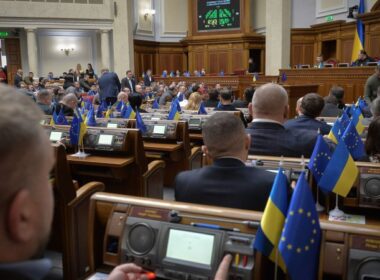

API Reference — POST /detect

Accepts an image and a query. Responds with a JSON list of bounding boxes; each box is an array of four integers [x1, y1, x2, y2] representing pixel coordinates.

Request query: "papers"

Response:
[[86, 272, 109, 280], [328, 213, 366, 224]]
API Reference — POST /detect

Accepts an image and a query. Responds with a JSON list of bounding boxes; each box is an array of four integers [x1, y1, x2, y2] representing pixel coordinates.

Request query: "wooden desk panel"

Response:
[[143, 142, 182, 152], [67, 155, 134, 168], [279, 67, 376, 103]]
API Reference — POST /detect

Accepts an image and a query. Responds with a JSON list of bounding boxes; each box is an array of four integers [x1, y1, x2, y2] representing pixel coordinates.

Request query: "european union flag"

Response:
[[344, 105, 354, 117], [152, 99, 160, 109], [351, 106, 365, 135], [339, 111, 350, 132], [254, 167, 288, 272], [279, 172, 321, 280], [70, 113, 80, 145], [178, 93, 184, 102], [99, 99, 108, 112], [342, 121, 365, 160], [96, 107, 104, 118], [281, 72, 287, 83], [168, 99, 181, 120], [122, 104, 136, 119], [198, 102, 207, 115], [216, 101, 222, 109], [85, 98, 92, 111], [319, 140, 358, 197], [327, 119, 343, 144], [56, 108, 68, 125], [86, 107, 97, 127], [136, 110, 147, 134], [308, 135, 332, 183], [115, 101, 123, 112]]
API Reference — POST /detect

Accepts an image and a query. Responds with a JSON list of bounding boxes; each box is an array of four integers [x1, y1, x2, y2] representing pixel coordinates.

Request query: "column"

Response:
[[25, 28, 38, 76], [100, 29, 111, 69], [112, 0, 134, 77], [265, 0, 291, 76]]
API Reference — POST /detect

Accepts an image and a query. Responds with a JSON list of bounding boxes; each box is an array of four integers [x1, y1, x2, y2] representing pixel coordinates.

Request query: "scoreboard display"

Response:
[[197, 0, 240, 32]]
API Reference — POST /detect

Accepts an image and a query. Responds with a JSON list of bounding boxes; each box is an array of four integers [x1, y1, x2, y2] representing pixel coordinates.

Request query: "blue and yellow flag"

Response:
[[70, 114, 80, 145], [78, 114, 87, 146], [56, 108, 68, 125], [327, 118, 343, 144], [318, 140, 359, 197], [86, 106, 97, 127], [253, 73, 258, 83], [279, 172, 321, 280], [105, 106, 114, 119], [254, 167, 288, 272], [198, 102, 207, 115], [152, 99, 160, 109], [351, 0, 365, 62], [50, 110, 58, 125], [178, 93, 184, 102], [115, 101, 123, 112], [168, 99, 181, 120], [342, 121, 365, 160], [122, 104, 136, 119], [308, 135, 332, 183], [351, 106, 365, 135], [136, 110, 147, 134]]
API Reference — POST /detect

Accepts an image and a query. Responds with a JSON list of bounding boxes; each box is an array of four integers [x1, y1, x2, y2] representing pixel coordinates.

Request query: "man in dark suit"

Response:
[[13, 69, 23, 88], [143, 69, 154, 86], [175, 112, 276, 211], [233, 86, 255, 109], [214, 88, 247, 127], [284, 93, 331, 135], [98, 68, 121, 105], [246, 83, 335, 158], [121, 70, 136, 93]]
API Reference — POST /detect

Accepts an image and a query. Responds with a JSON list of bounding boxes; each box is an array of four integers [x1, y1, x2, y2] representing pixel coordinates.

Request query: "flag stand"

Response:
[[329, 194, 344, 218], [315, 188, 325, 212]]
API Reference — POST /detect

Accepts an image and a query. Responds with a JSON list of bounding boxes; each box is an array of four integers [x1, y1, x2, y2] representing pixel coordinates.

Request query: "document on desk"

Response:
[[86, 272, 109, 280], [328, 214, 366, 224]]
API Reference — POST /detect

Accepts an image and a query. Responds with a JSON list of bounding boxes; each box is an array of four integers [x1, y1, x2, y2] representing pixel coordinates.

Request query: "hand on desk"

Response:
[[215, 254, 233, 280], [107, 263, 148, 280]]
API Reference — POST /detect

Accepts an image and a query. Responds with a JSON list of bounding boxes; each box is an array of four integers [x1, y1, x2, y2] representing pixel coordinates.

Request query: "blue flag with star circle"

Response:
[[279, 172, 321, 280], [308, 134, 332, 184], [342, 120, 365, 160]]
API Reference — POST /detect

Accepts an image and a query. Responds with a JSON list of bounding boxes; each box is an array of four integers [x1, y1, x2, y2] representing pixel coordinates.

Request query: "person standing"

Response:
[[364, 64, 380, 106], [98, 68, 121, 105]]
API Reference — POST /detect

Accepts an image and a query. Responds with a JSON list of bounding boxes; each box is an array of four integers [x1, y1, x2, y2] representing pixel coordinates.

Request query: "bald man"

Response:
[[247, 83, 334, 157], [54, 92, 78, 116], [175, 112, 275, 211]]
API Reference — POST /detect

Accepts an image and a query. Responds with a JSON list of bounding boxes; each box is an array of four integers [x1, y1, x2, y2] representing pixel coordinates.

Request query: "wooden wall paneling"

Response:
[[231, 50, 243, 71], [291, 44, 303, 66], [218, 51, 229, 74], [208, 52, 219, 74], [4, 38, 21, 85], [194, 52, 205, 72], [304, 44, 315, 65], [369, 34, 380, 58], [341, 39, 354, 63]]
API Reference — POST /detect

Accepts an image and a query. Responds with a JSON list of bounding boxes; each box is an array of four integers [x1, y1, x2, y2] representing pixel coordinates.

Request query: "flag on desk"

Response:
[[115, 100, 123, 112], [339, 111, 350, 132], [318, 140, 358, 197], [70, 112, 87, 146], [351, 0, 365, 62], [86, 106, 97, 127], [254, 167, 288, 272], [252, 73, 258, 83], [50, 110, 58, 125], [178, 93, 184, 102], [281, 72, 287, 83], [122, 104, 136, 119], [198, 102, 207, 115], [327, 119, 343, 144], [105, 106, 114, 119], [308, 134, 332, 184], [344, 105, 354, 118], [85, 98, 92, 111], [136, 110, 147, 134], [342, 121, 365, 160], [168, 98, 181, 120], [216, 101, 222, 109], [351, 106, 365, 135], [56, 108, 68, 125], [152, 98, 160, 109], [279, 172, 321, 280]]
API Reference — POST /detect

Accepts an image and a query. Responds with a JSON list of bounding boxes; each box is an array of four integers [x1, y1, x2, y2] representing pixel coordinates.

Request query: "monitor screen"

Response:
[[197, 0, 240, 31], [98, 134, 114, 145], [151, 117, 161, 121], [50, 131, 63, 142], [153, 125, 166, 135], [166, 229, 214, 266], [189, 118, 202, 126], [107, 123, 118, 128]]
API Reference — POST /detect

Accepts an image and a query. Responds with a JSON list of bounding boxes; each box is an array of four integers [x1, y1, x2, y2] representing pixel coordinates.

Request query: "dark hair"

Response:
[[329, 86, 344, 101], [244, 87, 255, 103], [365, 117, 380, 156], [219, 88, 233, 101], [324, 95, 338, 106], [208, 89, 219, 101], [360, 50, 367, 56], [192, 84, 200, 93], [126, 70, 132, 75], [128, 93, 143, 111], [300, 93, 325, 118]]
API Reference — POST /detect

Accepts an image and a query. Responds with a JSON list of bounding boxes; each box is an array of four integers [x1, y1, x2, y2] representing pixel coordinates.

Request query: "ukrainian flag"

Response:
[[351, 106, 365, 135], [136, 110, 147, 134], [122, 104, 136, 119], [78, 113, 87, 146], [318, 140, 359, 197], [327, 119, 343, 144], [86, 106, 97, 127], [168, 99, 181, 120], [254, 167, 288, 272], [105, 106, 114, 119], [50, 111, 58, 126], [351, 0, 365, 62]]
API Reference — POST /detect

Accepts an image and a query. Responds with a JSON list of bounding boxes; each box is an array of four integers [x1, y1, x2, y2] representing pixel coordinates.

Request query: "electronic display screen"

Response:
[[153, 125, 166, 135], [197, 0, 240, 31], [50, 131, 62, 142], [151, 117, 161, 121], [98, 134, 114, 146], [107, 123, 118, 128], [166, 229, 214, 266], [189, 118, 202, 126]]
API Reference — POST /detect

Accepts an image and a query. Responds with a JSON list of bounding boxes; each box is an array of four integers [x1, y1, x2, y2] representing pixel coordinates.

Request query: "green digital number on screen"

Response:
[[198, 0, 240, 31]]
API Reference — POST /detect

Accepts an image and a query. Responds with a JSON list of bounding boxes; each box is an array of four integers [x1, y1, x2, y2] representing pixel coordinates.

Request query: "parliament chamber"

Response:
[[1, 0, 380, 280]]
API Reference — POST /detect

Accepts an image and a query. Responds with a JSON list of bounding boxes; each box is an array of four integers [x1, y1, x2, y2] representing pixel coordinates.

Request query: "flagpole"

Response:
[[274, 157, 284, 280], [329, 194, 345, 218]]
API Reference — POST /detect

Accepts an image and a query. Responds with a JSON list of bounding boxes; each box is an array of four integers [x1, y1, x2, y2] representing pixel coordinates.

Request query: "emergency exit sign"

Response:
[[0, 31, 9, 38], [326, 15, 334, 22]]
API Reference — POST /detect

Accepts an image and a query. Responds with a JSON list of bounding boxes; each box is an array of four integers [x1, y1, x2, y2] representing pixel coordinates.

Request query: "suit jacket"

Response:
[[143, 75, 154, 86], [203, 99, 219, 108], [214, 104, 247, 127], [246, 121, 333, 158], [121, 77, 136, 92], [14, 74, 23, 88], [320, 103, 342, 118], [175, 158, 275, 212], [284, 115, 332, 135], [98, 72, 121, 100], [232, 99, 249, 108]]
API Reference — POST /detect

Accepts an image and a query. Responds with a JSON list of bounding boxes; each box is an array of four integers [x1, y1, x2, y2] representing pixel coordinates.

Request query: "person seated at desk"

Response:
[[129, 93, 147, 113], [246, 83, 335, 157], [204, 88, 219, 108], [371, 97, 380, 118], [175, 112, 276, 211], [320, 95, 342, 117], [79, 74, 92, 92], [315, 54, 325, 68], [285, 93, 331, 135], [214, 88, 247, 127], [0, 84, 233, 280], [364, 65, 380, 106], [364, 117, 380, 163], [352, 50, 375, 67], [36, 90, 53, 115], [54, 93, 78, 116], [233, 86, 255, 109], [184, 92, 202, 111]]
